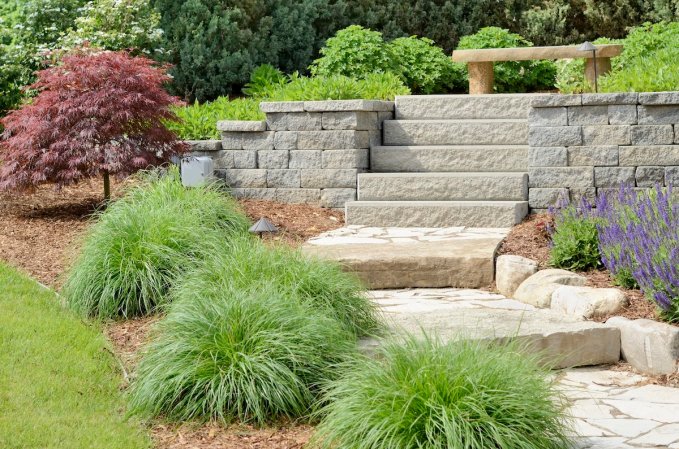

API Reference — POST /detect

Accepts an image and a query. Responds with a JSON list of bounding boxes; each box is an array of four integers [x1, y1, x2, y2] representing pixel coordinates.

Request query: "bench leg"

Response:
[[584, 57, 612, 91], [468, 62, 494, 95]]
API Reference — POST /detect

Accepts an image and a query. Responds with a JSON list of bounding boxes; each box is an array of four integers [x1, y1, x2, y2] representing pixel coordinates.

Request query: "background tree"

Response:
[[0, 50, 187, 200]]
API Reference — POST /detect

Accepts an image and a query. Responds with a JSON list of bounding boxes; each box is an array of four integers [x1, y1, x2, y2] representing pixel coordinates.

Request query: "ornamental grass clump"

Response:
[[62, 168, 250, 318], [596, 185, 679, 321], [548, 195, 602, 271], [311, 336, 571, 449], [128, 284, 357, 424]]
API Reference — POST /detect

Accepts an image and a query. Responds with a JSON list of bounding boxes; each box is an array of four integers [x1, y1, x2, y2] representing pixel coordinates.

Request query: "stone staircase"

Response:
[[346, 94, 535, 228]]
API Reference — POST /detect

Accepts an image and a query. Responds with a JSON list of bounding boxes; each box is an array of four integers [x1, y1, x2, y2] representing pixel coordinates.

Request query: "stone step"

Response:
[[358, 172, 528, 201], [383, 119, 528, 146], [394, 94, 541, 120], [360, 289, 621, 369], [370, 145, 528, 172], [345, 200, 528, 228], [302, 227, 508, 289]]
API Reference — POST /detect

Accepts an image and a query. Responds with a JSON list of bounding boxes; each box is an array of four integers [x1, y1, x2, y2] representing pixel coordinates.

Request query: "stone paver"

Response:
[[306, 225, 507, 245], [366, 288, 679, 448]]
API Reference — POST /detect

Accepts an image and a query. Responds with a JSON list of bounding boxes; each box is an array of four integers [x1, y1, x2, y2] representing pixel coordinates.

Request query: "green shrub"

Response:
[[600, 46, 679, 92], [166, 97, 264, 140], [549, 200, 602, 271], [242, 64, 288, 98], [310, 25, 396, 79], [554, 38, 619, 94], [455, 27, 557, 93], [388, 36, 459, 94], [129, 284, 357, 424], [172, 238, 380, 337], [62, 168, 250, 318], [312, 336, 571, 449]]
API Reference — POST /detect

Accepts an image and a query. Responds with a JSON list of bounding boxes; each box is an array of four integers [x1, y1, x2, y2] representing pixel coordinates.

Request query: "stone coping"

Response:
[[532, 91, 679, 107], [259, 99, 394, 113], [216, 120, 267, 132]]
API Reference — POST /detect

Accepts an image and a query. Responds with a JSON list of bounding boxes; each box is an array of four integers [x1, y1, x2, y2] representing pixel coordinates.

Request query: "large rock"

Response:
[[607, 317, 679, 375], [551, 286, 628, 320], [513, 269, 587, 308], [496, 255, 538, 298]]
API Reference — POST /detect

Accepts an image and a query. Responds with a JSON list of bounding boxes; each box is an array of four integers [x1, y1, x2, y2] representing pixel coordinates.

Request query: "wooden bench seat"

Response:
[[452, 44, 623, 94]]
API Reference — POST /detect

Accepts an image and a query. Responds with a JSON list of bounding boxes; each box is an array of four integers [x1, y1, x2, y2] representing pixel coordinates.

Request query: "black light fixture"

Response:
[[578, 41, 599, 93], [249, 217, 279, 239]]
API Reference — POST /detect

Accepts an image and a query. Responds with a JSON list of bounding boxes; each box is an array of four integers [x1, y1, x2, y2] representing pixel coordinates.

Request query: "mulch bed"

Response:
[[498, 213, 659, 322]]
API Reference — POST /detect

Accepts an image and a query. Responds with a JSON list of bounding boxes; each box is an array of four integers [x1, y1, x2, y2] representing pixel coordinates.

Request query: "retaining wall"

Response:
[[528, 92, 679, 210], [188, 100, 393, 208]]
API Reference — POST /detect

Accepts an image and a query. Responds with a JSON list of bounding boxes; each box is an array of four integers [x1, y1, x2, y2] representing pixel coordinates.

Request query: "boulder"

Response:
[[513, 269, 587, 308], [496, 255, 538, 297], [607, 316, 679, 375], [551, 286, 628, 320]]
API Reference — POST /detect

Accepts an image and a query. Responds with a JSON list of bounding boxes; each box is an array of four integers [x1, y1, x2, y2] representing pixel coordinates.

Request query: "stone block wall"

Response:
[[188, 100, 393, 208], [528, 92, 679, 210]]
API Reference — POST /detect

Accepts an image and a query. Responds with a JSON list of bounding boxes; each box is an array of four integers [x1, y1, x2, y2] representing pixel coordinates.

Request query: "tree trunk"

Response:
[[103, 170, 111, 202]]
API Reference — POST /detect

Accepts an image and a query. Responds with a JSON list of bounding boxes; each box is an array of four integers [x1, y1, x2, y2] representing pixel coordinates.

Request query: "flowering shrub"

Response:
[[596, 185, 679, 321]]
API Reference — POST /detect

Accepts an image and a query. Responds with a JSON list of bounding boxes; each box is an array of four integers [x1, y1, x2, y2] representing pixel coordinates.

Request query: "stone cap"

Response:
[[260, 100, 394, 113], [531, 94, 583, 107], [639, 91, 679, 105], [216, 120, 267, 132]]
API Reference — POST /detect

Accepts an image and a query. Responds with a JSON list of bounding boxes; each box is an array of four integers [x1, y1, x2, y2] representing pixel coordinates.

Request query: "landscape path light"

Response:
[[578, 41, 599, 93], [249, 217, 279, 239]]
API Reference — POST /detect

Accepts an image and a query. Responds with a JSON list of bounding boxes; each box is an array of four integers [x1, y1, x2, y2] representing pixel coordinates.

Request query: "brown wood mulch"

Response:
[[498, 213, 660, 322]]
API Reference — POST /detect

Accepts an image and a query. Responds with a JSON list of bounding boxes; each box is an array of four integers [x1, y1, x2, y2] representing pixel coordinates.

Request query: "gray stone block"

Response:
[[665, 166, 679, 187], [568, 105, 609, 125], [322, 149, 369, 169], [321, 188, 356, 208], [232, 151, 257, 169], [378, 111, 393, 128], [267, 169, 300, 188], [608, 316, 679, 375], [570, 187, 597, 204], [529, 107, 567, 126], [581, 92, 638, 105], [608, 105, 638, 125], [387, 120, 527, 146], [594, 167, 636, 187], [213, 151, 235, 169], [301, 169, 358, 188], [636, 166, 665, 187], [528, 167, 593, 188], [322, 111, 379, 130], [638, 92, 679, 105], [217, 120, 267, 132], [297, 130, 370, 150], [631, 125, 674, 145], [185, 139, 222, 152], [221, 132, 242, 150], [275, 188, 321, 204], [369, 129, 381, 147], [259, 101, 304, 113], [274, 131, 298, 150], [567, 146, 619, 166], [528, 126, 582, 146], [230, 188, 277, 200], [676, 126, 679, 144], [303, 100, 394, 112], [257, 150, 289, 169], [528, 147, 567, 167], [582, 125, 631, 145], [266, 112, 322, 131], [530, 95, 582, 107], [219, 169, 267, 188], [620, 145, 679, 166], [528, 188, 569, 209], [638, 105, 679, 124], [242, 131, 274, 150], [289, 150, 322, 169]]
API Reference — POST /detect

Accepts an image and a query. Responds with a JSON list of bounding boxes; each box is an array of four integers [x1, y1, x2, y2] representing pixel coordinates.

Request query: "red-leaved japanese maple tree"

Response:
[[0, 50, 187, 200]]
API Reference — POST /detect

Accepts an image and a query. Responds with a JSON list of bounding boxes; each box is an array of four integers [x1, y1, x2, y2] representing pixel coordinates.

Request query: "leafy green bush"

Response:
[[599, 46, 679, 92], [62, 168, 250, 318], [312, 336, 571, 449], [549, 199, 602, 271], [554, 38, 619, 94], [129, 283, 357, 424], [242, 64, 288, 98], [166, 98, 264, 140], [388, 36, 459, 94], [455, 27, 557, 93], [310, 25, 396, 79]]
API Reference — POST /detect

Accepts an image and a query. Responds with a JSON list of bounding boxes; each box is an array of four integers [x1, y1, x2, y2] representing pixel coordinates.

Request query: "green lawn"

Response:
[[0, 262, 151, 449]]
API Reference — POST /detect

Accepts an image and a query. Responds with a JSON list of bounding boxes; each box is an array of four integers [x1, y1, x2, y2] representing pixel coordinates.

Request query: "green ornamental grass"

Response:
[[128, 284, 357, 424], [62, 167, 250, 318], [312, 336, 572, 449]]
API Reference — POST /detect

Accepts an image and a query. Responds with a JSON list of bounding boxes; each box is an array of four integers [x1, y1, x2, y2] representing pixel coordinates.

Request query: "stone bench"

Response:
[[452, 44, 623, 95]]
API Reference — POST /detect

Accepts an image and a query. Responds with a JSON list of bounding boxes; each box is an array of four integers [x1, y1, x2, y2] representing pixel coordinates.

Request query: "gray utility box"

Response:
[[181, 156, 214, 187]]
